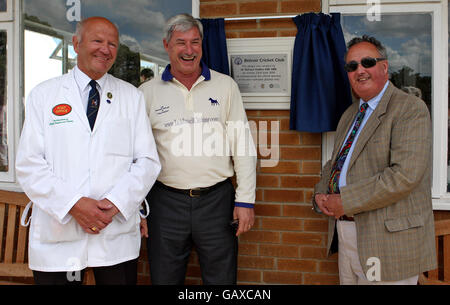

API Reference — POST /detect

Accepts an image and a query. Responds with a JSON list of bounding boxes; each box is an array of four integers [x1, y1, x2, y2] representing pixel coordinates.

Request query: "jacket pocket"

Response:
[[384, 215, 424, 232], [103, 212, 140, 237], [32, 207, 85, 243], [104, 119, 131, 156]]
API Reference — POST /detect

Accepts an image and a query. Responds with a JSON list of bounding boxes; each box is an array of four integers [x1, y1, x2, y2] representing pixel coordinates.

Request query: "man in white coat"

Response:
[[15, 16, 161, 285]]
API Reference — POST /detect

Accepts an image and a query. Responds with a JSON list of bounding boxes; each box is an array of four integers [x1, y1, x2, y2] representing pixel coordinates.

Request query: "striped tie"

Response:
[[86, 80, 100, 130], [328, 103, 369, 194]]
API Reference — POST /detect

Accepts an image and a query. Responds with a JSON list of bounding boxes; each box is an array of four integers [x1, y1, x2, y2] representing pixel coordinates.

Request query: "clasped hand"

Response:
[[69, 197, 119, 234], [314, 194, 345, 219]]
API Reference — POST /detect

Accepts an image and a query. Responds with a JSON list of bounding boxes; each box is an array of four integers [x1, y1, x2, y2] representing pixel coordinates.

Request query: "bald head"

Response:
[[75, 17, 118, 44], [72, 16, 119, 80]]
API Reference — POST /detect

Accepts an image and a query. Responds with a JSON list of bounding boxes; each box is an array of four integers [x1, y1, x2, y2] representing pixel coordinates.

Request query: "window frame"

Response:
[[323, 0, 449, 209], [0, 0, 13, 21]]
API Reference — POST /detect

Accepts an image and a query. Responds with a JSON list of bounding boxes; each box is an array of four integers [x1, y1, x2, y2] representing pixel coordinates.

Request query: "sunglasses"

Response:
[[344, 57, 386, 72]]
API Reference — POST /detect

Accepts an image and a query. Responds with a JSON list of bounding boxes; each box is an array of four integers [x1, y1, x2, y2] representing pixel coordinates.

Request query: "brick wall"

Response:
[[137, 0, 342, 285]]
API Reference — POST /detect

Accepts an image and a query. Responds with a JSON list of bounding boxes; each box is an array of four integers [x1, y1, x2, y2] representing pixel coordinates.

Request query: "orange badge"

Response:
[[52, 104, 72, 116]]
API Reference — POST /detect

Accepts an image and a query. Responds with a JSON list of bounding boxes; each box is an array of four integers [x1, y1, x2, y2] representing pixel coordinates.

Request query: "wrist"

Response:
[[235, 202, 254, 208]]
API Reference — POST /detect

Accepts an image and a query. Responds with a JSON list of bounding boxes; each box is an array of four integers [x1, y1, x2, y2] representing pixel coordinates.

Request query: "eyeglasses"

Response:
[[344, 57, 386, 72]]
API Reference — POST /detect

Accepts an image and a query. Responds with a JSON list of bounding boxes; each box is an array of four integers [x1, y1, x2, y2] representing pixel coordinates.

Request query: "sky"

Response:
[[23, 0, 193, 63], [341, 13, 432, 77]]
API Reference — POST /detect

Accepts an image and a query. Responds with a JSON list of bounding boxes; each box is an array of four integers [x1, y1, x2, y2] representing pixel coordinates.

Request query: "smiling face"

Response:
[[346, 42, 389, 101], [163, 26, 202, 81], [73, 17, 119, 80]]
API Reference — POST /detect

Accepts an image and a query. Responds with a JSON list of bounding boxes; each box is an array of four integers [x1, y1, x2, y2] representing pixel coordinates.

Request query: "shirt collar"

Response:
[[360, 80, 389, 111], [74, 65, 107, 92], [161, 60, 211, 82]]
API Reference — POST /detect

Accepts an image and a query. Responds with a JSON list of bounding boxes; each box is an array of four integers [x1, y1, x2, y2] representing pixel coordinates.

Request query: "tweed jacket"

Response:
[[314, 81, 437, 281]]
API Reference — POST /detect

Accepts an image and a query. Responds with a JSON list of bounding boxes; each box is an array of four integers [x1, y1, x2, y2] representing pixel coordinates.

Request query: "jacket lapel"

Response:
[[62, 71, 91, 132], [332, 102, 359, 163], [346, 81, 394, 172]]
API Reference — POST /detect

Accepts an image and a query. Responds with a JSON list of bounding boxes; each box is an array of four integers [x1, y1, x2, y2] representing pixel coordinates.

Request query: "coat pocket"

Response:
[[384, 215, 424, 232], [104, 119, 131, 157], [103, 212, 140, 237], [32, 207, 85, 243]]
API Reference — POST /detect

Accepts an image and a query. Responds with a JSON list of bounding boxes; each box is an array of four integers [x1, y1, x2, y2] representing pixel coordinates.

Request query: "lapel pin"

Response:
[[107, 92, 113, 99]]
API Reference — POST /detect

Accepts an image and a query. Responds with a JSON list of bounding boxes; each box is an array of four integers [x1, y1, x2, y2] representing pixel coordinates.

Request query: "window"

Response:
[[325, 0, 449, 209], [23, 0, 198, 91], [0, 0, 199, 189]]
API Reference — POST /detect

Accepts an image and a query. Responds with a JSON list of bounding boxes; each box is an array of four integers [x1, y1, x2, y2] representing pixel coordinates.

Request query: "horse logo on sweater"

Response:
[[209, 98, 219, 106]]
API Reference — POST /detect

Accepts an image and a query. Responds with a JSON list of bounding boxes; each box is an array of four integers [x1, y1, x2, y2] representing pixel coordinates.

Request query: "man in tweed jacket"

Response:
[[313, 35, 436, 284]]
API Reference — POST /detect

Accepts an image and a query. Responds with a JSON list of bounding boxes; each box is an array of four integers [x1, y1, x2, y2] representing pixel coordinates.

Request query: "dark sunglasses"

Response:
[[344, 57, 386, 72]]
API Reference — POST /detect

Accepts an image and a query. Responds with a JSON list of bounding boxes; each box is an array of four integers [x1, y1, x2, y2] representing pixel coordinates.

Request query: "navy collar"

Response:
[[161, 60, 211, 82]]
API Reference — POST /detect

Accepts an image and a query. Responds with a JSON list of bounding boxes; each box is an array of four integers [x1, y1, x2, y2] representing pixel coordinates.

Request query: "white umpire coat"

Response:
[[15, 69, 161, 272]]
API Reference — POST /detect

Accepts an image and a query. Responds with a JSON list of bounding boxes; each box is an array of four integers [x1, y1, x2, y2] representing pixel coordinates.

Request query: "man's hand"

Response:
[[140, 217, 148, 238], [69, 197, 113, 234], [314, 194, 334, 216], [324, 194, 345, 219], [233, 206, 255, 237]]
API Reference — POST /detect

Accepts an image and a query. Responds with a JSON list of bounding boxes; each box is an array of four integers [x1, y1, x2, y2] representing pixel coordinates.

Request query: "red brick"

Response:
[[240, 1, 278, 15], [303, 219, 329, 232], [259, 161, 300, 174], [303, 273, 340, 285], [280, 29, 297, 37], [200, 3, 237, 17], [238, 243, 259, 255], [263, 271, 302, 284], [261, 217, 302, 231], [280, 147, 321, 160], [280, 176, 320, 188], [257, 110, 289, 117], [264, 189, 303, 202], [239, 230, 280, 243], [240, 30, 277, 38], [225, 19, 258, 30], [300, 246, 328, 259], [237, 269, 262, 283], [260, 18, 295, 29], [279, 133, 301, 145], [278, 259, 317, 272], [301, 132, 322, 145], [255, 203, 282, 216], [283, 204, 322, 218], [282, 232, 324, 245], [256, 174, 280, 187], [301, 161, 322, 174], [238, 256, 275, 269], [319, 261, 339, 273], [259, 244, 299, 258], [280, 0, 321, 13]]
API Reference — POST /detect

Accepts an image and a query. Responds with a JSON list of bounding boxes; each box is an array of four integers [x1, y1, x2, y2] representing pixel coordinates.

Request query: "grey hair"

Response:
[[164, 13, 203, 42], [345, 35, 388, 61]]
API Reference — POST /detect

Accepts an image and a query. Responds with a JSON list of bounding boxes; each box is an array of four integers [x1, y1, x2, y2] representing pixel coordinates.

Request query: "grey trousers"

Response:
[[146, 179, 238, 285]]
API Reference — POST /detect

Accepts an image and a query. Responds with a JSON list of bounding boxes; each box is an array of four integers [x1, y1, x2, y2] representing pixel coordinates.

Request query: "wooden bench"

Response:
[[0, 190, 95, 285], [0, 190, 33, 283], [419, 219, 450, 285]]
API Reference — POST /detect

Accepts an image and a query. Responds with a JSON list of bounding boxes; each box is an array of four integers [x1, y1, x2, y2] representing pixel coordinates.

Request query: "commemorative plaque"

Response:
[[230, 54, 289, 95]]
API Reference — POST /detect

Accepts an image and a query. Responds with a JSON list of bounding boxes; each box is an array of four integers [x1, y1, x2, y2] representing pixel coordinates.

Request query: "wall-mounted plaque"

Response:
[[227, 37, 294, 110], [230, 54, 288, 95]]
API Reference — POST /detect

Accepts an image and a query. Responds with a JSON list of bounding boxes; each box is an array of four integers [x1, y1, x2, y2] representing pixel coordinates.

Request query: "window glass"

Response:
[[340, 14, 432, 114], [448, 2, 450, 191], [23, 0, 193, 91], [0, 30, 6, 171], [0, 0, 6, 12]]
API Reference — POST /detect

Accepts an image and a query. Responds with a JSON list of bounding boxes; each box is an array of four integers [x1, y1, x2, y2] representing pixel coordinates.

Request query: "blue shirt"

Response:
[[339, 81, 389, 188]]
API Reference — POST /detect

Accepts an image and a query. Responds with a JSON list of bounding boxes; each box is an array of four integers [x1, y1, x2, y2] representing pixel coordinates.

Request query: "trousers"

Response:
[[147, 179, 237, 285]]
